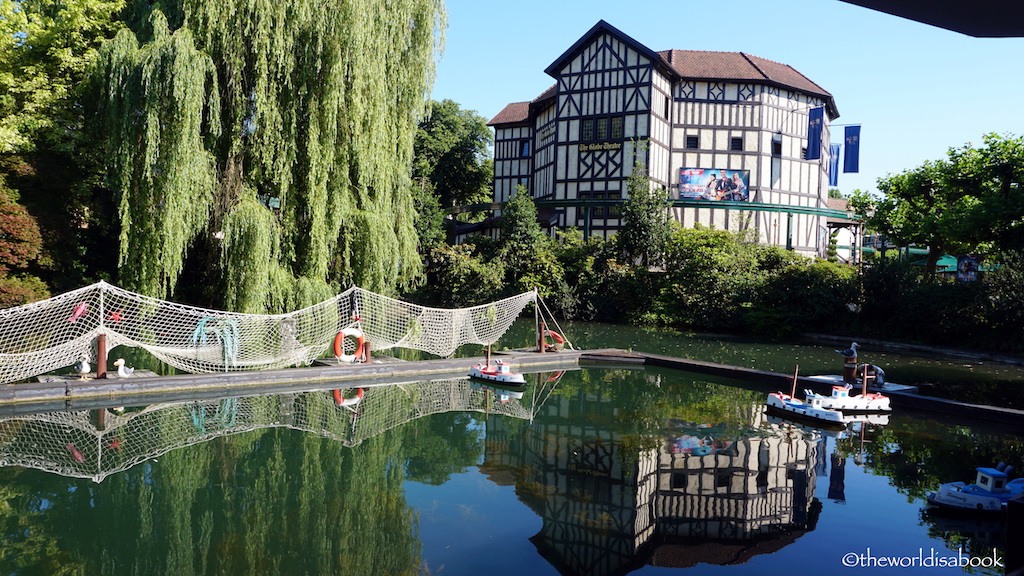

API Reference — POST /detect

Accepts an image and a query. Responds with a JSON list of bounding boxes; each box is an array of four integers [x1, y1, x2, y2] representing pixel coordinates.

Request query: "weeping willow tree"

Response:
[[89, 0, 445, 312]]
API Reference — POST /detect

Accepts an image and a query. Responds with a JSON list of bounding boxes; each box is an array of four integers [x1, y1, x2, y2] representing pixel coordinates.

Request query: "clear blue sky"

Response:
[[430, 0, 1024, 197]]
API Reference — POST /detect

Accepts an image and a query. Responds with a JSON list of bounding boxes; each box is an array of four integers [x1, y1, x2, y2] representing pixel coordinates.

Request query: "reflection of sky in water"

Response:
[[406, 467, 552, 576]]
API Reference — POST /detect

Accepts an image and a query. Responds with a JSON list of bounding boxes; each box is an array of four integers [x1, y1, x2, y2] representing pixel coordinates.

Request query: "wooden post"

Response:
[[790, 365, 799, 397], [843, 359, 856, 384], [92, 409, 107, 431], [538, 321, 547, 354], [96, 334, 108, 379], [861, 364, 868, 395], [362, 341, 371, 364]]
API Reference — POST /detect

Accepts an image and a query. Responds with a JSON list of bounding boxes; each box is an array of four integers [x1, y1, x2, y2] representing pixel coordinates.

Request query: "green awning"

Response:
[[911, 254, 959, 271]]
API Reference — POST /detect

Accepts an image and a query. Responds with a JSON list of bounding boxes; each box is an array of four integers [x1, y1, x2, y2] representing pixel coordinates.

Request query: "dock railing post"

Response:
[[96, 334, 108, 379], [538, 321, 546, 354], [843, 358, 856, 384]]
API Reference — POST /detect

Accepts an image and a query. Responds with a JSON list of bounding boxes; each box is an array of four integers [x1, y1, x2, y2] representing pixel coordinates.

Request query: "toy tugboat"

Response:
[[765, 391, 846, 425], [802, 384, 891, 412], [468, 346, 526, 386], [766, 365, 846, 425], [927, 463, 1024, 513]]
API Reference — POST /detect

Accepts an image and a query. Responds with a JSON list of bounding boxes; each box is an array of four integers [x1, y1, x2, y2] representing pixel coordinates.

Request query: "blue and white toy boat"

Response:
[[765, 391, 845, 425], [927, 463, 1024, 513]]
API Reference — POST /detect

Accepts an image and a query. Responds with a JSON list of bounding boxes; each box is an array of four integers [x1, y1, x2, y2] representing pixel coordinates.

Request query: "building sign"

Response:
[[580, 141, 622, 152], [957, 256, 979, 282], [678, 168, 750, 201]]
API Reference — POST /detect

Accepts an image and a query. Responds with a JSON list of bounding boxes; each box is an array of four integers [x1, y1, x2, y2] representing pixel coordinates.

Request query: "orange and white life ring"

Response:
[[334, 328, 365, 363], [333, 387, 364, 407], [544, 330, 564, 344]]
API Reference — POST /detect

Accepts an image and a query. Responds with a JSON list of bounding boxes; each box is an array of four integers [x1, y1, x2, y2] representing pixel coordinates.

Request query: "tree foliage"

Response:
[[617, 140, 671, 268], [871, 133, 1024, 277], [0, 185, 42, 274], [88, 0, 446, 309], [0, 0, 125, 154], [413, 99, 493, 208]]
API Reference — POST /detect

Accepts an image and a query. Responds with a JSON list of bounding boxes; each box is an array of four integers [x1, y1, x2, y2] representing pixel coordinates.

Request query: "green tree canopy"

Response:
[[871, 133, 1024, 277], [413, 99, 493, 209], [88, 0, 446, 311], [0, 0, 125, 154]]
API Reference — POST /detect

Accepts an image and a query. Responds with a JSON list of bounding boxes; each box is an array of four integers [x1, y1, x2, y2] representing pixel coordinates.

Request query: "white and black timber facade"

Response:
[[480, 20, 843, 256]]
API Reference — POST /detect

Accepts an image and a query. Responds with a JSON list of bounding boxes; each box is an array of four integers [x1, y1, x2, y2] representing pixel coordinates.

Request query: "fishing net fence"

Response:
[[0, 282, 537, 383], [0, 374, 562, 482]]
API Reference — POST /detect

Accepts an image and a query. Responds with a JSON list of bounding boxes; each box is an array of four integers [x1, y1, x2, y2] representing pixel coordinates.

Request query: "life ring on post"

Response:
[[333, 387, 364, 407], [334, 328, 365, 363], [543, 330, 565, 350]]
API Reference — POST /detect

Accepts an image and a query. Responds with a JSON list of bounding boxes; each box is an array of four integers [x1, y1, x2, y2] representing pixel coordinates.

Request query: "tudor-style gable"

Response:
[[478, 20, 844, 257], [542, 20, 675, 232]]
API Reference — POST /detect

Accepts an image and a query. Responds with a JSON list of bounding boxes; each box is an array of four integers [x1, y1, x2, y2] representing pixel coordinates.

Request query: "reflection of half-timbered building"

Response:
[[479, 388, 822, 575], [484, 20, 841, 256]]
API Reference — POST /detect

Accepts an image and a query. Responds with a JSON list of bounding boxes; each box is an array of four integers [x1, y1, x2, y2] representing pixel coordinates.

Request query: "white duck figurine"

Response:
[[74, 354, 91, 380], [113, 358, 135, 378]]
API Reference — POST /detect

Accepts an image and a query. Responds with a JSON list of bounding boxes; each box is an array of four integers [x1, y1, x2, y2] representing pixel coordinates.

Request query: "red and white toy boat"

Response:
[[468, 359, 526, 385], [803, 384, 891, 412]]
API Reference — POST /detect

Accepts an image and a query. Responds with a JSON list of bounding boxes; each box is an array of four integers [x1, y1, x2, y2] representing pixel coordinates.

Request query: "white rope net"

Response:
[[0, 375, 563, 482], [0, 282, 537, 383]]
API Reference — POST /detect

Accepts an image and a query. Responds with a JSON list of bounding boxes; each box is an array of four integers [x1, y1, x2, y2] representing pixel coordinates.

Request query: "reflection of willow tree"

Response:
[[403, 412, 484, 485], [0, 421, 421, 574], [835, 417, 1024, 502], [0, 475, 85, 575]]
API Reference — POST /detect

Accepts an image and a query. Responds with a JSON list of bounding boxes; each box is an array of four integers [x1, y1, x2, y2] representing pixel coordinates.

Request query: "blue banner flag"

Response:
[[828, 143, 841, 186], [805, 107, 824, 160], [843, 126, 861, 173]]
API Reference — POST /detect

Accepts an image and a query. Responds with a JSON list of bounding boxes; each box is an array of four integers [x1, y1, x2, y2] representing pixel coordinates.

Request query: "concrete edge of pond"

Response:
[[583, 350, 1024, 430], [3, 348, 1023, 431], [0, 349, 597, 416]]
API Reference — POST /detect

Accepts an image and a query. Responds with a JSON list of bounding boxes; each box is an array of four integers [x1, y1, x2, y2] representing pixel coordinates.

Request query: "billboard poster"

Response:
[[678, 168, 751, 201], [957, 256, 979, 282]]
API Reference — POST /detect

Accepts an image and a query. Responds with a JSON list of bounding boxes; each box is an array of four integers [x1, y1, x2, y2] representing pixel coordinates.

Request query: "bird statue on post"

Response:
[[113, 358, 135, 378], [74, 354, 91, 380], [835, 342, 859, 360]]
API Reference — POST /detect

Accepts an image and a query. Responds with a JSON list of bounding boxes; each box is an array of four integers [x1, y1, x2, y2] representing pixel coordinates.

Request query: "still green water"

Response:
[[5, 322, 1023, 575]]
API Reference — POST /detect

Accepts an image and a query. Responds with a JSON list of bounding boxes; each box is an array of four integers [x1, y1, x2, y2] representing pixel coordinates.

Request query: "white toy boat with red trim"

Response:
[[469, 359, 526, 385], [766, 391, 846, 424], [765, 364, 847, 425], [803, 384, 891, 412], [469, 346, 525, 385]]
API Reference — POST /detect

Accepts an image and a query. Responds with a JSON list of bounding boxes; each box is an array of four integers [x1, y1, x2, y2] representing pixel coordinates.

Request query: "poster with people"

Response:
[[957, 256, 979, 282], [678, 168, 751, 201]]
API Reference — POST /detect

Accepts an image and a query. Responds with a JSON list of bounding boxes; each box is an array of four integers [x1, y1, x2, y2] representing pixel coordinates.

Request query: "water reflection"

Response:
[[0, 367, 1019, 575], [0, 376, 561, 482]]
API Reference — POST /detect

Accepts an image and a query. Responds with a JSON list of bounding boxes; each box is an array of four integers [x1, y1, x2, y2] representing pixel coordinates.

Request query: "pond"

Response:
[[0, 361, 1020, 575]]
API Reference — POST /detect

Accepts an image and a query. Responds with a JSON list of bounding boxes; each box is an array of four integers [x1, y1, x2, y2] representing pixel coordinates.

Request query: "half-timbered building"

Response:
[[483, 20, 843, 256]]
